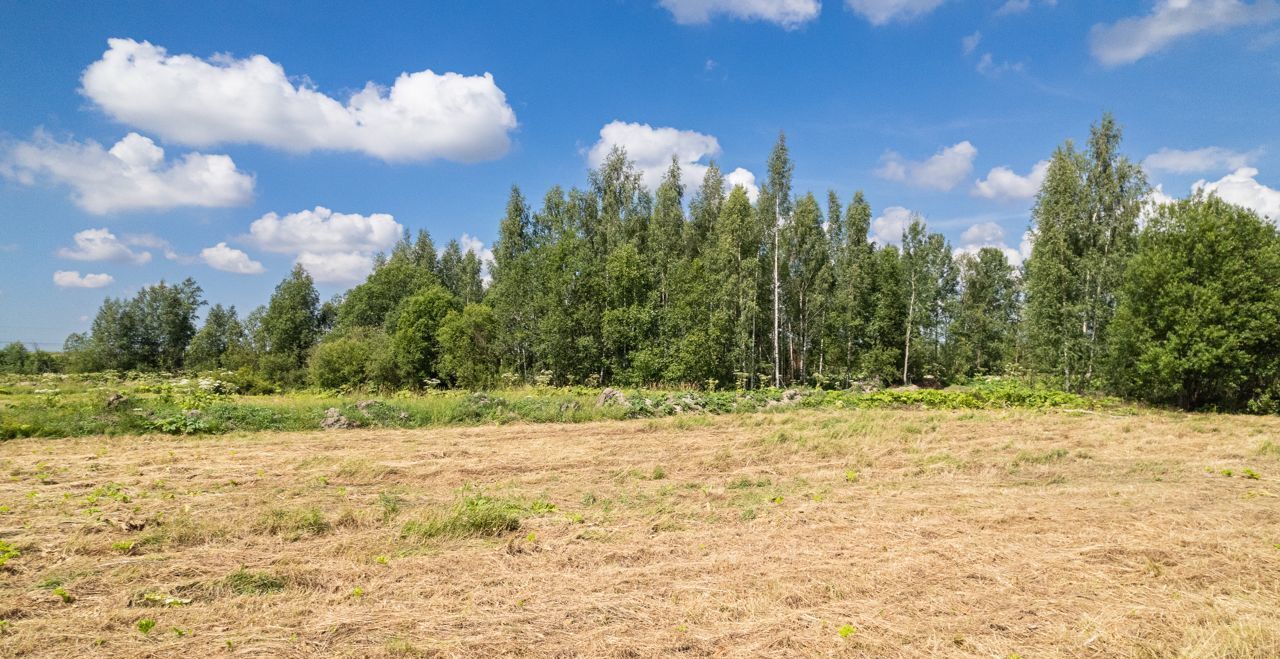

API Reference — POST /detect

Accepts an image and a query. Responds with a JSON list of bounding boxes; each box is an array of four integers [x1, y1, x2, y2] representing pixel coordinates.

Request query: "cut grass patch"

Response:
[[258, 506, 330, 539], [224, 568, 285, 595], [401, 493, 542, 540]]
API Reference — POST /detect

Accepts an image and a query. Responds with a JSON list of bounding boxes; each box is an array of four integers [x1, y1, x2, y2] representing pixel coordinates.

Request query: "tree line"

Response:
[[11, 114, 1280, 412]]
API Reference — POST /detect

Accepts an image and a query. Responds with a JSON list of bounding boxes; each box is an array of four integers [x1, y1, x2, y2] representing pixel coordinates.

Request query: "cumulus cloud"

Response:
[[1194, 167, 1280, 220], [972, 159, 1049, 201], [1089, 0, 1280, 67], [1148, 184, 1177, 207], [53, 270, 114, 288], [295, 251, 375, 285], [870, 206, 916, 245], [457, 233, 495, 264], [200, 242, 265, 275], [659, 0, 821, 27], [955, 221, 1029, 265], [244, 207, 404, 284], [456, 233, 497, 283], [1, 131, 253, 214], [586, 120, 759, 201], [725, 167, 761, 203], [246, 207, 402, 256], [875, 141, 977, 191], [123, 233, 184, 261], [845, 0, 946, 25], [81, 38, 518, 163], [56, 228, 151, 264], [1143, 146, 1255, 174], [962, 31, 982, 55], [1141, 183, 1179, 225]]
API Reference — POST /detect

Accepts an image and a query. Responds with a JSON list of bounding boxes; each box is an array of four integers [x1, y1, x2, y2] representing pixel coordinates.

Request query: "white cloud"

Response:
[[995, 0, 1055, 16], [456, 233, 496, 284], [296, 251, 374, 285], [200, 242, 265, 275], [659, 0, 821, 27], [975, 52, 1025, 76], [955, 221, 1027, 265], [244, 207, 403, 284], [1195, 167, 1280, 220], [962, 31, 982, 55], [1141, 183, 1179, 226], [246, 207, 402, 255], [725, 167, 761, 203], [972, 159, 1049, 200], [875, 141, 977, 191], [995, 0, 1030, 15], [81, 38, 518, 163], [53, 270, 114, 289], [123, 233, 183, 261], [1089, 0, 1280, 67], [1148, 183, 1177, 207], [1, 131, 253, 214], [845, 0, 946, 25], [586, 120, 758, 200], [56, 228, 151, 264], [870, 206, 915, 245], [1143, 146, 1255, 174]]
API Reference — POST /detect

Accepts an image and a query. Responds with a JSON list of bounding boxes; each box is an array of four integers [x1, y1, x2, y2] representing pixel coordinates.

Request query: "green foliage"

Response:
[[0, 342, 61, 375], [66, 279, 204, 372], [225, 568, 285, 595], [0, 540, 19, 568], [308, 327, 396, 390], [401, 492, 536, 540], [1025, 114, 1148, 392], [28, 115, 1280, 415], [390, 285, 457, 387], [258, 265, 322, 383], [259, 507, 330, 539], [951, 248, 1019, 377], [185, 304, 246, 370], [437, 304, 499, 389], [1108, 195, 1280, 410]]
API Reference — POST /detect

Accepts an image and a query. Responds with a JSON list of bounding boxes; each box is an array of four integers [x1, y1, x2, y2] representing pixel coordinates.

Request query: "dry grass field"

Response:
[[0, 409, 1278, 658]]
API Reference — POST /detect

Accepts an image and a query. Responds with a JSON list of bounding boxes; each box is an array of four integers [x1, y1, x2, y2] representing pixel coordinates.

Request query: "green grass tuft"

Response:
[[225, 568, 285, 595], [401, 493, 535, 540]]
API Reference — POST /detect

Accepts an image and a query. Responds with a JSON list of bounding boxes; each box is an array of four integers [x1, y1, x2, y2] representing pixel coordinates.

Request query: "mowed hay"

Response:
[[0, 410, 1278, 657]]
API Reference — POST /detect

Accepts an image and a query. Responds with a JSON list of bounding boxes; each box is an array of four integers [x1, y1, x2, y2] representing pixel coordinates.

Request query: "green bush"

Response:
[[308, 327, 396, 390]]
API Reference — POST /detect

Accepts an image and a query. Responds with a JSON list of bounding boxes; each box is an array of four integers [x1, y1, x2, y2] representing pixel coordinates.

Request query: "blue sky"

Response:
[[2, 0, 1279, 347]]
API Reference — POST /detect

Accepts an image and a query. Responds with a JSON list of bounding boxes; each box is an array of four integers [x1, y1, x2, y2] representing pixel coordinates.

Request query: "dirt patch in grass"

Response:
[[0, 409, 1278, 657]]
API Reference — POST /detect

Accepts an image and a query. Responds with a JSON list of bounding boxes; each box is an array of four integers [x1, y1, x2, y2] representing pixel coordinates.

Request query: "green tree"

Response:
[[758, 132, 794, 387], [1025, 114, 1147, 390], [489, 185, 537, 379], [951, 248, 1019, 376], [862, 245, 906, 385], [308, 327, 396, 390], [1108, 195, 1280, 410], [783, 192, 830, 382], [186, 304, 245, 370], [437, 303, 499, 389], [709, 185, 760, 385], [258, 265, 322, 383], [338, 238, 438, 329], [825, 191, 874, 383], [0, 342, 30, 373], [390, 285, 458, 387]]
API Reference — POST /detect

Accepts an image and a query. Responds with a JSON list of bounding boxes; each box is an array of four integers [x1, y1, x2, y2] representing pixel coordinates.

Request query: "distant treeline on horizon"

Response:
[[6, 114, 1280, 414]]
